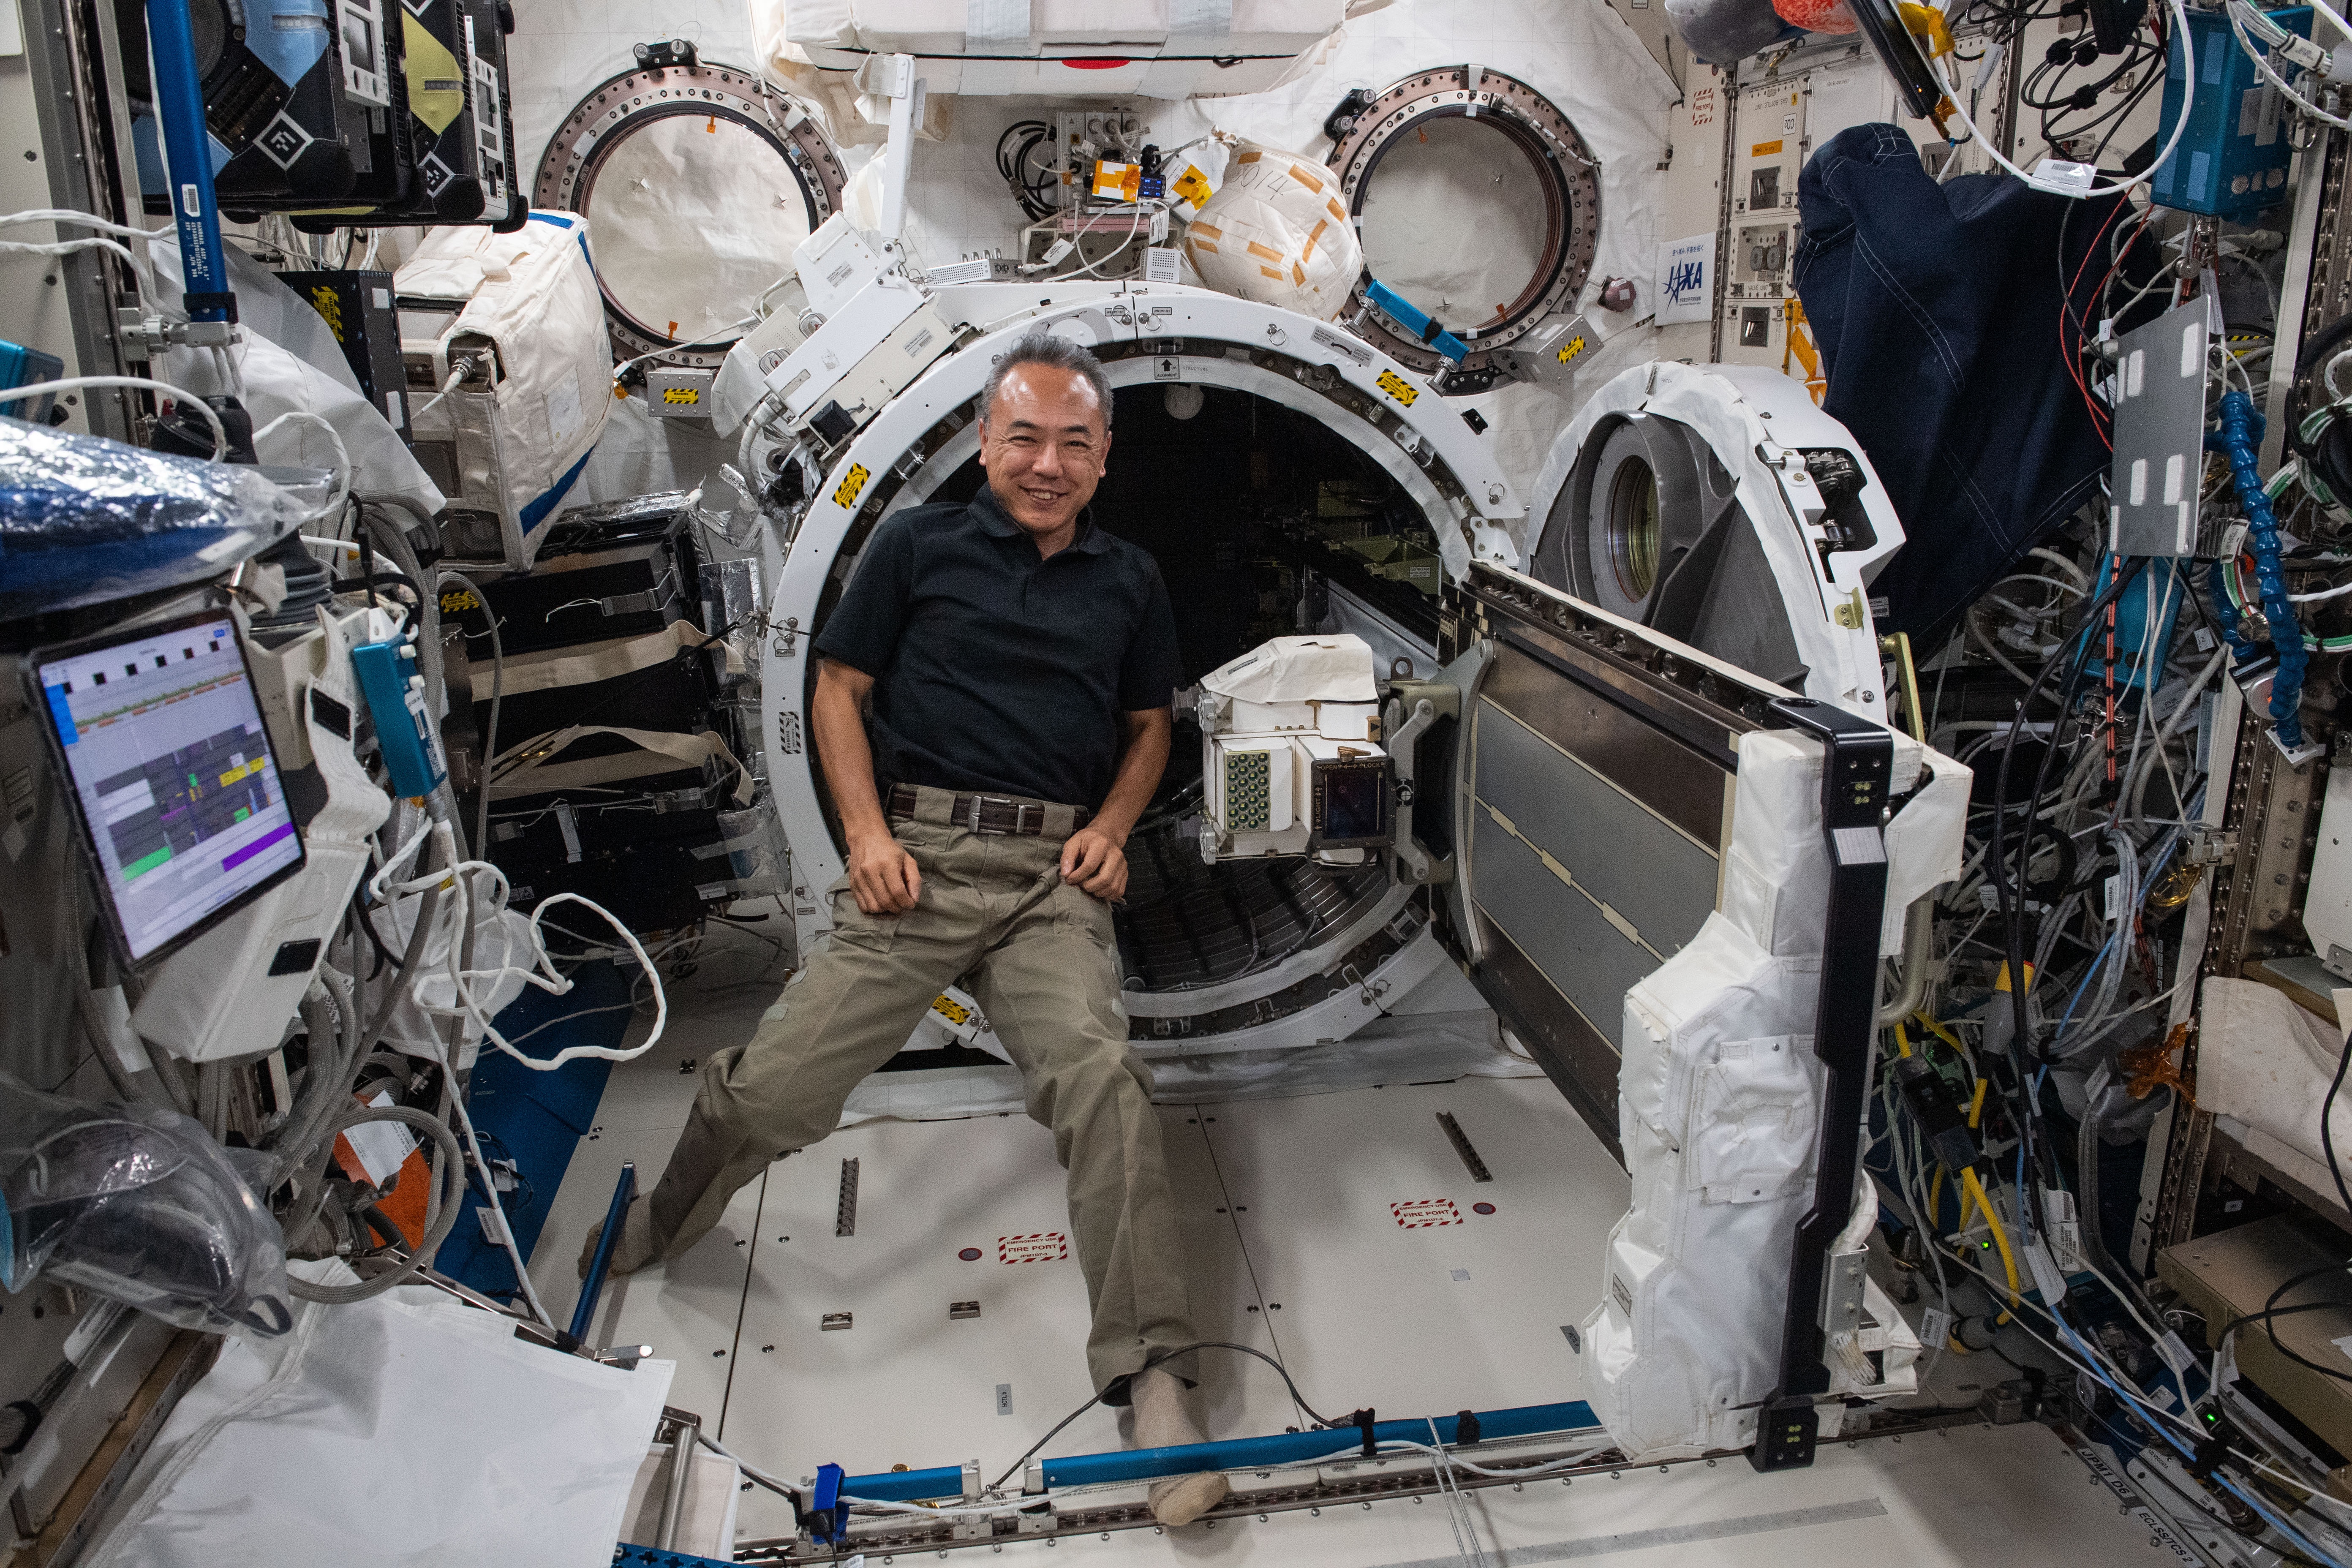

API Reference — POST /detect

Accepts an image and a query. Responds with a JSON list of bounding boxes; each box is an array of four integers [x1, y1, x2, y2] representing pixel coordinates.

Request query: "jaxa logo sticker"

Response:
[[832, 463, 871, 509], [1375, 369, 1419, 407]]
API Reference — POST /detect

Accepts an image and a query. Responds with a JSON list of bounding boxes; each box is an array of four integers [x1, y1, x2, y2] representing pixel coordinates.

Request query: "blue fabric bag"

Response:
[[1795, 124, 2126, 640]]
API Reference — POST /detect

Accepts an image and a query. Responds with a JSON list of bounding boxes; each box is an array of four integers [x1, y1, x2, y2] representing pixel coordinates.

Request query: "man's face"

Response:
[[978, 363, 1111, 540]]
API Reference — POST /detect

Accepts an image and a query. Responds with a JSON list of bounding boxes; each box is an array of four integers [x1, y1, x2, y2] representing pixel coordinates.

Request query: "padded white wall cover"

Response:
[[395, 212, 610, 548], [1579, 727, 1968, 1459], [2195, 976, 2352, 1194], [762, 0, 1377, 96], [1182, 141, 1362, 320]]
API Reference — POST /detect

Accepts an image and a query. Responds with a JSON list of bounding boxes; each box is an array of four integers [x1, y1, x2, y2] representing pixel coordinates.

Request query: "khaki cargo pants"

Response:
[[635, 784, 1197, 1398]]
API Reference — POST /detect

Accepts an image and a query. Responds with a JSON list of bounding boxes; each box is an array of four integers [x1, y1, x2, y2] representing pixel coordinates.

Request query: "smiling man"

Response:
[[579, 332, 1228, 1526]]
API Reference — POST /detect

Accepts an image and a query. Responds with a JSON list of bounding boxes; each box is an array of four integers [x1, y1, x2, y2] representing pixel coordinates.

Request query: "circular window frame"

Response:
[[1328, 68, 1601, 389], [533, 62, 846, 366]]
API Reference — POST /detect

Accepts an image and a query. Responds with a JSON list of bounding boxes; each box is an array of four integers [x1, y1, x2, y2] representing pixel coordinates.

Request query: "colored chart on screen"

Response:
[[37, 618, 303, 961]]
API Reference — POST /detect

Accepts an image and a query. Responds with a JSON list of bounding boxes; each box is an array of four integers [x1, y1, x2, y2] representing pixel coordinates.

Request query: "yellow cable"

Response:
[[1913, 1011, 1966, 1055], [1895, 1020, 1913, 1058], [1967, 1079, 1988, 1129], [1960, 1167, 2021, 1323]]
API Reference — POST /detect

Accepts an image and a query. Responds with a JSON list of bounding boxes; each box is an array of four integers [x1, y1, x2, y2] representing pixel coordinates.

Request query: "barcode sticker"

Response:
[[1921, 1305, 1952, 1348]]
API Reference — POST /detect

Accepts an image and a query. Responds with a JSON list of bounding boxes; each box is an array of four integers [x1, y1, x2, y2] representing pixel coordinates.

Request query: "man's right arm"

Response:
[[811, 658, 922, 915]]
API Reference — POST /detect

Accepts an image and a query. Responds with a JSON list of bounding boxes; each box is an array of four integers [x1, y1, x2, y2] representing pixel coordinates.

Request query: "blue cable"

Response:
[[2051, 934, 2117, 1047], [2060, 1319, 2346, 1567], [2213, 390, 2308, 748]]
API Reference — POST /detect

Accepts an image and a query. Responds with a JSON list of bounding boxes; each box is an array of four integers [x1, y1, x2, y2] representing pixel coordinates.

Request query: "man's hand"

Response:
[[846, 829, 923, 915], [1060, 825, 1129, 901]]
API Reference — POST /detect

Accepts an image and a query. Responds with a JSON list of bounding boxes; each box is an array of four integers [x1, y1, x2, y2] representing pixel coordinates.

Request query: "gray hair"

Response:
[[979, 332, 1114, 430]]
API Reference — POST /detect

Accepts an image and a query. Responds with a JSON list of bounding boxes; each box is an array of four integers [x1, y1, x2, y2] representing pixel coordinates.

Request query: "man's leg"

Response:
[[972, 866, 1224, 1524], [584, 823, 988, 1275]]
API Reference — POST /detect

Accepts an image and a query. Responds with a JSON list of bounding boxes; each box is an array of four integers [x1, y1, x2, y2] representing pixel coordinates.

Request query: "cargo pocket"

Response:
[[1047, 872, 1117, 944], [823, 873, 902, 955], [1688, 1036, 1818, 1205]]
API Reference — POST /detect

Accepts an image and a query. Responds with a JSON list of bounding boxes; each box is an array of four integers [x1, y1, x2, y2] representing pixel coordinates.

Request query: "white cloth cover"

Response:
[[81, 1263, 674, 1568], [396, 212, 611, 528], [1181, 141, 1360, 320], [2198, 976, 2352, 1179], [1200, 632, 1375, 702], [766, 0, 1364, 95], [1202, 0, 1680, 492], [149, 237, 444, 520], [1579, 728, 1955, 1459]]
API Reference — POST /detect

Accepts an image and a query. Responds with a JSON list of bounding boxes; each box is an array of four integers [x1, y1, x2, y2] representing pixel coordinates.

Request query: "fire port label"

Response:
[[1391, 1199, 1462, 1228], [999, 1232, 1069, 1264]]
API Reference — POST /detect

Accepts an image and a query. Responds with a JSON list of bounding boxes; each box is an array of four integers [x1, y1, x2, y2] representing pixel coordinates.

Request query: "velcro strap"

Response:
[[1168, 0, 1231, 33], [966, 0, 1029, 43]]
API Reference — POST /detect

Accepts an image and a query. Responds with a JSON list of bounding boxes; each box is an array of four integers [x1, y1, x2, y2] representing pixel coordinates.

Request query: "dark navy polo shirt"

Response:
[[811, 484, 1182, 809]]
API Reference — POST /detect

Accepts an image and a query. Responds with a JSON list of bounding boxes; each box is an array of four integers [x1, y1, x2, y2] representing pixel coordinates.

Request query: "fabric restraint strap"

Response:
[[487, 724, 756, 804], [468, 621, 717, 703]]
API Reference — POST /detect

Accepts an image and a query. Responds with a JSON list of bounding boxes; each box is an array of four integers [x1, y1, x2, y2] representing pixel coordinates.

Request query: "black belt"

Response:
[[887, 783, 1089, 837]]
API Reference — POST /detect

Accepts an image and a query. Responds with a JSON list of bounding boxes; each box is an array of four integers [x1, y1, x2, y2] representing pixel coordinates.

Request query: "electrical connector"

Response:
[[1892, 1054, 1979, 1172]]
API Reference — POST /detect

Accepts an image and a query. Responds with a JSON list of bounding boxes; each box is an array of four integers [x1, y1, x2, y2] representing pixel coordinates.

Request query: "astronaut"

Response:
[[581, 331, 1229, 1526]]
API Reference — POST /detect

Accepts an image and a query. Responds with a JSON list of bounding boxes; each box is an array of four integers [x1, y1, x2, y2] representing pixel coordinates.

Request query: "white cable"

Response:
[[2227, 1, 2352, 131], [0, 234, 143, 272], [444, 1083, 556, 1329], [842, 1494, 1054, 1519], [2290, 575, 2352, 603], [368, 812, 436, 902], [1935, 0, 2200, 198], [391, 822, 667, 1070], [252, 409, 352, 523], [3, 376, 228, 457], [413, 362, 469, 422], [0, 207, 163, 297]]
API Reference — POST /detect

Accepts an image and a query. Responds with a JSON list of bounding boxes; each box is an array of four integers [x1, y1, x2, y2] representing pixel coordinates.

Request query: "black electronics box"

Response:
[[444, 493, 706, 656], [279, 269, 411, 441], [487, 762, 743, 934], [452, 492, 739, 933]]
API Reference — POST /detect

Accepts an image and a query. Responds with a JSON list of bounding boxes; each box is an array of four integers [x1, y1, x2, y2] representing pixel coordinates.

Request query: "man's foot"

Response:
[[575, 1195, 660, 1281], [1130, 1367, 1230, 1527]]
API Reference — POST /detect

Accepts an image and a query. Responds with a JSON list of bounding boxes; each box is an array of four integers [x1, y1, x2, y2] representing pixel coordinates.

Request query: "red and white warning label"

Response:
[[998, 1232, 1070, 1264], [1391, 1199, 1463, 1229]]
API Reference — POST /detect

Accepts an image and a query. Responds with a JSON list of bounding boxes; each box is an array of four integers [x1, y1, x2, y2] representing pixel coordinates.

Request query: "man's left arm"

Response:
[[1061, 706, 1171, 900]]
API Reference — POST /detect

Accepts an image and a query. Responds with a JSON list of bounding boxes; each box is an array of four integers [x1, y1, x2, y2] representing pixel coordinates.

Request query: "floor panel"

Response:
[[527, 1122, 762, 1424], [716, 1106, 1280, 1464], [1200, 1076, 1628, 1423], [527, 1000, 2160, 1566]]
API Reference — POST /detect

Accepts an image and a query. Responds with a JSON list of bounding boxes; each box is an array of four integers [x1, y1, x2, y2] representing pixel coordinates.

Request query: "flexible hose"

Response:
[[2213, 389, 2308, 746], [287, 1103, 467, 1304]]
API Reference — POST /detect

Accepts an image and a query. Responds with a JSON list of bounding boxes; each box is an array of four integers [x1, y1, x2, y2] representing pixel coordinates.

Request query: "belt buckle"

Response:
[[968, 795, 1016, 834]]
